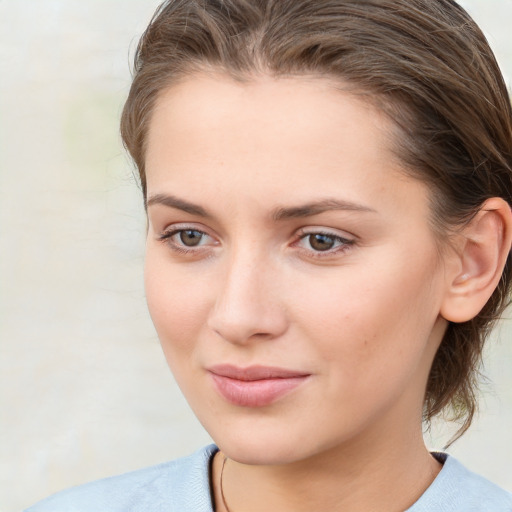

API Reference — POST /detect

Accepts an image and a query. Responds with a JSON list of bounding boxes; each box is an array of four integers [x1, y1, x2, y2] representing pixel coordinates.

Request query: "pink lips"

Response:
[[208, 365, 310, 407]]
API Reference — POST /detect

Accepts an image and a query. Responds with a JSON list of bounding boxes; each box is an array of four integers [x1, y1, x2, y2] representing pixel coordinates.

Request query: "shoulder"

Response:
[[409, 453, 512, 512], [24, 444, 218, 512]]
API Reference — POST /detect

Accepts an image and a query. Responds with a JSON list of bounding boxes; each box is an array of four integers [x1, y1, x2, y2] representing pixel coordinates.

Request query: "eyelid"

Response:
[[157, 223, 219, 252], [158, 222, 214, 238], [295, 226, 356, 241], [292, 226, 356, 257], [155, 222, 355, 259]]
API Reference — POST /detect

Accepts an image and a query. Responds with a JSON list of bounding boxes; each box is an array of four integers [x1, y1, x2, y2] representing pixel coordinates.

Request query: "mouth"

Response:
[[207, 364, 311, 407]]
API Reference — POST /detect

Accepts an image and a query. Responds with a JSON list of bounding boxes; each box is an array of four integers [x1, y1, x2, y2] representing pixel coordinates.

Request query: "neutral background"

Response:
[[0, 1, 511, 511]]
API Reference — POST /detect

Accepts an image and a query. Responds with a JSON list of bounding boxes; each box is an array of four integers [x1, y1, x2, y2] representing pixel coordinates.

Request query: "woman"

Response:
[[27, 0, 512, 510]]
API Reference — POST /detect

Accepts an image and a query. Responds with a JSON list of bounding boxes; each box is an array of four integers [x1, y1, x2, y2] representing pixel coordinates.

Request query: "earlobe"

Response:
[[440, 198, 512, 323]]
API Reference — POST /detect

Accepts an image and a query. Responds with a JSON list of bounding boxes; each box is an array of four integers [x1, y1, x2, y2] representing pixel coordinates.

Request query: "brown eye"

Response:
[[179, 230, 204, 247], [308, 233, 335, 251]]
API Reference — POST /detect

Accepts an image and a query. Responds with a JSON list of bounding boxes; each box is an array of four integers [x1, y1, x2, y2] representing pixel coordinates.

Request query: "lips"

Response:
[[207, 364, 310, 407]]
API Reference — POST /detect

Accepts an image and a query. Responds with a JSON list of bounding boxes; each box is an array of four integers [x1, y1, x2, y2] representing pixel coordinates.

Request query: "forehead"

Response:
[[148, 73, 386, 134], [145, 73, 430, 223], [146, 73, 393, 174]]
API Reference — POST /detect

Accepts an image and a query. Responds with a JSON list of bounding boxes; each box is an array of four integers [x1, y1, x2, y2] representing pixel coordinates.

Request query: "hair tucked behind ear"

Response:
[[121, 0, 512, 442]]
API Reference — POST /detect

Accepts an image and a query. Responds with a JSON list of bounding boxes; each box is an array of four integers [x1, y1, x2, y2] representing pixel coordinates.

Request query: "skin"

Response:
[[143, 73, 468, 511]]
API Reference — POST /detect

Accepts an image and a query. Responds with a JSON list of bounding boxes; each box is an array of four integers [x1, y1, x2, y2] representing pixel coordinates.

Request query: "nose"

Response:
[[207, 249, 288, 345]]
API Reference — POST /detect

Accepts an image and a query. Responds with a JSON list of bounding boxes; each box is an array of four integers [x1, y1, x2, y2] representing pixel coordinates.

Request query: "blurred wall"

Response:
[[0, 1, 511, 510]]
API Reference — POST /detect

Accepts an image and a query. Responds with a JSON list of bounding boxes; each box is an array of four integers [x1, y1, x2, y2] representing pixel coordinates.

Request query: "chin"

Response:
[[203, 415, 328, 466], [198, 416, 288, 463], [219, 437, 301, 466]]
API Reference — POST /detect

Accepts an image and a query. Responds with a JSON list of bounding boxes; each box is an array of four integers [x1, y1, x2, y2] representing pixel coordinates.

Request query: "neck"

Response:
[[213, 421, 441, 512]]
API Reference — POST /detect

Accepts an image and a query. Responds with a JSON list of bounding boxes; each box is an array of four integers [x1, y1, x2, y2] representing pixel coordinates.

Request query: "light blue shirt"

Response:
[[25, 444, 512, 511]]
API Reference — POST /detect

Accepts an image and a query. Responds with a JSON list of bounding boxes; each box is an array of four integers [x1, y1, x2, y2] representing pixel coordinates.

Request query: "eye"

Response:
[[157, 226, 216, 253], [307, 233, 337, 251], [294, 229, 354, 256], [176, 229, 206, 247]]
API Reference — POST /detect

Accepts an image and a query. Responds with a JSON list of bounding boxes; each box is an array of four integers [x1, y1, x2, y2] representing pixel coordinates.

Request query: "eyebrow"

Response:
[[271, 199, 376, 221], [146, 193, 376, 220], [146, 194, 211, 217]]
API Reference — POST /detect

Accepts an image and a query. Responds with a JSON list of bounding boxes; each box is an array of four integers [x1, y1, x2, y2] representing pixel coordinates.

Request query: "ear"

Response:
[[440, 197, 512, 323]]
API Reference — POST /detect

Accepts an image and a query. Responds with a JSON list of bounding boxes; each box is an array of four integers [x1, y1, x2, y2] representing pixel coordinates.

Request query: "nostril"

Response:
[[206, 259, 288, 344], [207, 302, 288, 345]]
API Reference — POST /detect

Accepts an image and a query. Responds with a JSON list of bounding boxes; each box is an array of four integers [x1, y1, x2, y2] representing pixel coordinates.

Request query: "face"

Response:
[[144, 74, 450, 465]]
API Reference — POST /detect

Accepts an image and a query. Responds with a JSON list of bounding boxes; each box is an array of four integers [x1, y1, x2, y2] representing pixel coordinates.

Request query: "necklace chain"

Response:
[[220, 454, 233, 512]]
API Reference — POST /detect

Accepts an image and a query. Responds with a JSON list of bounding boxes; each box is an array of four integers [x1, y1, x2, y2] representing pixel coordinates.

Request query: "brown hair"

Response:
[[121, 0, 512, 440]]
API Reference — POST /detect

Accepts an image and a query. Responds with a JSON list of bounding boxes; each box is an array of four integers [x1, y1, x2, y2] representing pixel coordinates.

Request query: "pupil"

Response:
[[180, 230, 202, 247], [309, 234, 334, 251]]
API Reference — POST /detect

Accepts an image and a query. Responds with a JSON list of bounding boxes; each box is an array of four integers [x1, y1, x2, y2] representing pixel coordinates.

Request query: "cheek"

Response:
[[144, 250, 212, 356], [291, 247, 443, 378]]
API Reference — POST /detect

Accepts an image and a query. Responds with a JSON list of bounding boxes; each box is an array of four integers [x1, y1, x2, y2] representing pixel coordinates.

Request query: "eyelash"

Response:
[[293, 230, 355, 258], [157, 227, 214, 255], [157, 226, 355, 259]]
